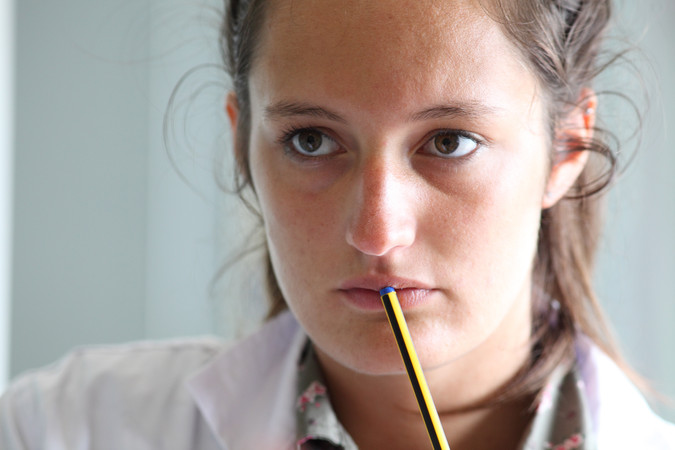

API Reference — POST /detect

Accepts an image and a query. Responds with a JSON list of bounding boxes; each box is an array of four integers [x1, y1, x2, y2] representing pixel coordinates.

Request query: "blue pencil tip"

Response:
[[379, 286, 395, 295]]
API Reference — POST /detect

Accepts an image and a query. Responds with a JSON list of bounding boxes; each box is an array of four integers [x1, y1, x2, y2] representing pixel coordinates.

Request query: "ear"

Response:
[[226, 91, 249, 179], [542, 89, 596, 209], [226, 91, 240, 146]]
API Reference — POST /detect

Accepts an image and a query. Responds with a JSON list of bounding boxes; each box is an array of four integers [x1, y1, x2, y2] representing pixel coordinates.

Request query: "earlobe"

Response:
[[541, 89, 596, 209], [542, 149, 590, 208]]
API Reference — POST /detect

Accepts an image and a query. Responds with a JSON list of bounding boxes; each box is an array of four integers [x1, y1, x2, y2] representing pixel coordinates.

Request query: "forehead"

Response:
[[251, 0, 536, 119]]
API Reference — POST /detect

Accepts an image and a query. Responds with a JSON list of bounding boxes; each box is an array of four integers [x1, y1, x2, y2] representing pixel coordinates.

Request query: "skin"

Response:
[[227, 0, 591, 448]]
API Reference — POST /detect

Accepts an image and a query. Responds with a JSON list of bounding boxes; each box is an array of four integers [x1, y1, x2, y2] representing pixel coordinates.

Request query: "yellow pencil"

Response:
[[379, 286, 450, 450]]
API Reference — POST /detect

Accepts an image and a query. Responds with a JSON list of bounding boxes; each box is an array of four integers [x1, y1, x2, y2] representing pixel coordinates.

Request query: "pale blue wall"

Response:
[[0, 0, 15, 393], [595, 0, 675, 421], [9, 0, 150, 375], [7, 0, 239, 381]]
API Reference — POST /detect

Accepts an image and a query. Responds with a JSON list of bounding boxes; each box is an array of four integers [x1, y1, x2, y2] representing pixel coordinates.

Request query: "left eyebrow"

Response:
[[409, 103, 502, 121], [264, 101, 347, 123]]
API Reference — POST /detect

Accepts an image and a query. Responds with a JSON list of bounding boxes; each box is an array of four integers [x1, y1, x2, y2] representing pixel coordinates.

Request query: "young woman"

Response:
[[2, 0, 674, 449]]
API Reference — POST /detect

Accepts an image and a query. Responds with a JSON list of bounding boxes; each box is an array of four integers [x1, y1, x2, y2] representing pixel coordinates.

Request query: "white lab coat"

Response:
[[1, 311, 674, 449]]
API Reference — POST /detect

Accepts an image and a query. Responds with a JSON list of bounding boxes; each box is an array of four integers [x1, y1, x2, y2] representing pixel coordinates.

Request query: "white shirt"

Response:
[[1, 311, 674, 449]]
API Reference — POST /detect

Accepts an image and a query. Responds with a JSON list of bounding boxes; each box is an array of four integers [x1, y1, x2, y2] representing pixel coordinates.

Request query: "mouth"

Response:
[[337, 276, 436, 311]]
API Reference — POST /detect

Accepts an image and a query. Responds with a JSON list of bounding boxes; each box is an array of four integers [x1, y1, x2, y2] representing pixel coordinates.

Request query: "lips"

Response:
[[338, 275, 434, 292], [338, 276, 435, 311]]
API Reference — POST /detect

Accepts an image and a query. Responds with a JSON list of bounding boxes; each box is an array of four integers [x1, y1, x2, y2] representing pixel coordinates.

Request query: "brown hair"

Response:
[[220, 0, 634, 403]]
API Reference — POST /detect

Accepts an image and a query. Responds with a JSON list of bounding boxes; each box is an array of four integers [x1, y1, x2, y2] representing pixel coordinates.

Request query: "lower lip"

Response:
[[339, 288, 434, 311]]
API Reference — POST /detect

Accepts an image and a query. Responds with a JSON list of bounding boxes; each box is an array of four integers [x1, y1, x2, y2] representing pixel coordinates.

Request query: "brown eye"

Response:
[[424, 131, 480, 158], [297, 130, 323, 153], [290, 129, 339, 156], [434, 133, 460, 155]]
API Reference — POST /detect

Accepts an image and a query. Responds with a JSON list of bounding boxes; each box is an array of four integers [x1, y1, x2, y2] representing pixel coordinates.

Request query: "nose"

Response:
[[345, 156, 417, 257]]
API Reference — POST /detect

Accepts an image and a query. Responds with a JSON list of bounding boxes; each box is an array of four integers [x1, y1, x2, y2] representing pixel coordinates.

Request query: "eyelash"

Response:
[[277, 126, 485, 161]]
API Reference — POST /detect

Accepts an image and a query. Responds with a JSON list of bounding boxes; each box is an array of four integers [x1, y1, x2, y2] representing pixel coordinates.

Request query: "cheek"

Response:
[[479, 171, 543, 281], [259, 182, 336, 257], [423, 146, 548, 294], [249, 145, 342, 292]]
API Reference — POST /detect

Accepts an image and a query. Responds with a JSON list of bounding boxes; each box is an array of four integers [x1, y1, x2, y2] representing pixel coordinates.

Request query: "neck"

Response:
[[316, 346, 535, 450], [314, 287, 536, 450]]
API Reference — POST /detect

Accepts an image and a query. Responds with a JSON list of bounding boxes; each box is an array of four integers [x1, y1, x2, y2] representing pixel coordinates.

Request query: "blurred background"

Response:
[[0, 0, 673, 421]]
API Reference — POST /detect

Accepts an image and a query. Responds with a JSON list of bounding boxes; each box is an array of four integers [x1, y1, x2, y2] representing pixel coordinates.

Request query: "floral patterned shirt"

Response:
[[295, 341, 594, 450]]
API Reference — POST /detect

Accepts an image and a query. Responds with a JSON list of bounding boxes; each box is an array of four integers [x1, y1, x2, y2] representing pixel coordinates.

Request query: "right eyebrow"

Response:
[[264, 101, 347, 123]]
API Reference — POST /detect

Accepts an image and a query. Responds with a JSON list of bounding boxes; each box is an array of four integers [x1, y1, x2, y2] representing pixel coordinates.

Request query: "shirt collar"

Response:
[[295, 342, 357, 449], [186, 311, 307, 450], [518, 362, 593, 449]]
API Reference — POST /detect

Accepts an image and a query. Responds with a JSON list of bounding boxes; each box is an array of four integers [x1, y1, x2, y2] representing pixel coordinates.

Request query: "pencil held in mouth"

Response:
[[379, 287, 450, 450]]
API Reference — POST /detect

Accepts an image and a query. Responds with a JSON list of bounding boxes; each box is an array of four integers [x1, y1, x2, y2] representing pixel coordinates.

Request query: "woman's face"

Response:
[[241, 0, 552, 375]]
